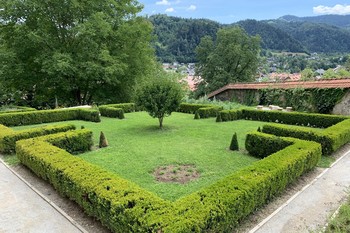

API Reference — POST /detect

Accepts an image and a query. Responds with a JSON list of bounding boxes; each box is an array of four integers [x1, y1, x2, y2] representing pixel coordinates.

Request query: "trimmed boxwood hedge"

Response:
[[99, 103, 135, 119], [0, 124, 76, 154], [0, 108, 100, 127], [177, 103, 217, 114], [0, 106, 36, 114], [217, 109, 347, 128], [197, 106, 223, 119], [99, 106, 125, 119], [262, 119, 350, 156], [15, 127, 322, 232], [99, 103, 135, 113]]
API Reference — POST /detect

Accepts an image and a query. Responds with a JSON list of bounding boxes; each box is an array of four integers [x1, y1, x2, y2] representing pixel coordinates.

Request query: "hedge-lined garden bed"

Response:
[[217, 108, 350, 156], [15, 127, 321, 232], [8, 108, 329, 232]]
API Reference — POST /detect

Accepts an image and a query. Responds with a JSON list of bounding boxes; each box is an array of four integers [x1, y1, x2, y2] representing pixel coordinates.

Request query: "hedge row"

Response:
[[217, 109, 347, 128], [0, 106, 36, 114], [161, 133, 321, 231], [16, 130, 172, 232], [0, 124, 76, 154], [99, 103, 135, 113], [197, 106, 223, 119], [0, 108, 100, 126], [99, 106, 125, 119], [15, 128, 322, 232], [245, 131, 293, 158], [262, 119, 350, 156], [177, 103, 217, 114]]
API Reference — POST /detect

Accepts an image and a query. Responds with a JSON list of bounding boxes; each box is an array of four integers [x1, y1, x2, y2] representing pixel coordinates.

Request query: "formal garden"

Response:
[[1, 102, 350, 232]]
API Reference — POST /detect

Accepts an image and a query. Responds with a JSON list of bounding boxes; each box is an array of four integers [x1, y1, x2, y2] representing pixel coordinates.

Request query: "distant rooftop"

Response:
[[207, 78, 350, 99]]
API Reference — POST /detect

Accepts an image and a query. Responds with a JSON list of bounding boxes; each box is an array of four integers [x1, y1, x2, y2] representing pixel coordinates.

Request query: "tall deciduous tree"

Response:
[[136, 76, 183, 129], [194, 27, 260, 97], [0, 0, 156, 107]]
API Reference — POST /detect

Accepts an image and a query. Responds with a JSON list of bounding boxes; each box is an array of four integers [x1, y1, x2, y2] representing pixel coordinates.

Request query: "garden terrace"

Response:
[[3, 107, 349, 232]]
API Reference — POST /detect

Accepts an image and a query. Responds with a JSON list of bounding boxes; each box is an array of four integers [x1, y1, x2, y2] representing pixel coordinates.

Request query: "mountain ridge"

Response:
[[148, 14, 350, 63]]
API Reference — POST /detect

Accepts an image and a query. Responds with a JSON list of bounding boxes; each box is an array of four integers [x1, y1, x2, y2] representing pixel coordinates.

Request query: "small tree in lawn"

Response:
[[229, 133, 239, 151], [136, 78, 183, 129]]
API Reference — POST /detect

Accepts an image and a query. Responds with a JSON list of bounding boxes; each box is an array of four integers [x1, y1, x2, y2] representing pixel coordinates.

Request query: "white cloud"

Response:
[[187, 5, 197, 11], [165, 7, 175, 13], [156, 0, 170, 6], [313, 4, 350, 15]]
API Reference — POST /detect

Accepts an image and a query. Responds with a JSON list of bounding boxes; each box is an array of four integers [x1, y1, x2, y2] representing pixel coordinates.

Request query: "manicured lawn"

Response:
[[12, 112, 264, 200]]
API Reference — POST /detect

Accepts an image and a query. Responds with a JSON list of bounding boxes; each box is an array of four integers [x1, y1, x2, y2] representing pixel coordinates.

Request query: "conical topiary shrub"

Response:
[[99, 131, 109, 148], [216, 113, 222, 122], [194, 111, 200, 120], [257, 126, 261, 132], [229, 133, 239, 151]]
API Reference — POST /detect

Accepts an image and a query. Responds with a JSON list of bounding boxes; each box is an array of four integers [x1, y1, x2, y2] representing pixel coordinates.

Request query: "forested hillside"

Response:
[[149, 15, 220, 63], [236, 20, 306, 53], [149, 14, 350, 62]]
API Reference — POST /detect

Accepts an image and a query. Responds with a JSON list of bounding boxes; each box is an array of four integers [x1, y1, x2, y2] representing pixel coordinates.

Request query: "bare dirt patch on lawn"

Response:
[[153, 164, 200, 184]]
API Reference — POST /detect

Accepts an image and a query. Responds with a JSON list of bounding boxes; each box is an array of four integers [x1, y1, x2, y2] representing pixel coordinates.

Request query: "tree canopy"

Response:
[[0, 0, 156, 107], [136, 76, 183, 129], [194, 27, 261, 97]]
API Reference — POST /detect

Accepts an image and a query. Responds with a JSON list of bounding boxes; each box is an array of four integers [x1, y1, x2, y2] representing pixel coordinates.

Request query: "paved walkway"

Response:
[[0, 159, 86, 233], [250, 148, 350, 233]]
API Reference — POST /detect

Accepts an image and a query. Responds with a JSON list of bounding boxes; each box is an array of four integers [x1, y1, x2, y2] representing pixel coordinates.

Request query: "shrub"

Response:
[[16, 130, 171, 233], [262, 119, 350, 155], [0, 108, 100, 127], [229, 133, 239, 151], [194, 111, 200, 120], [177, 103, 216, 114], [99, 103, 135, 117], [0, 106, 36, 114], [99, 131, 108, 148], [217, 109, 244, 122], [262, 124, 332, 155], [99, 106, 125, 119], [15, 129, 321, 232], [245, 131, 293, 158], [197, 106, 223, 119], [241, 109, 346, 128], [162, 133, 321, 232], [0, 124, 76, 154]]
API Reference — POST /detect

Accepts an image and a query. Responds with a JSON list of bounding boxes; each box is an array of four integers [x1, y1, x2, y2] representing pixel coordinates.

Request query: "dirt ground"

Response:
[[6, 144, 348, 233]]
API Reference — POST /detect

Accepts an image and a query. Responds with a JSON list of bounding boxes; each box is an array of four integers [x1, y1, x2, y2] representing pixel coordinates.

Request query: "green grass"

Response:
[[325, 196, 350, 233], [12, 112, 263, 201]]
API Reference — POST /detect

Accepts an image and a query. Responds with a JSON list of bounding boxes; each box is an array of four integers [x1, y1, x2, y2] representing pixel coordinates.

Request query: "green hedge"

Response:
[[262, 119, 350, 155], [0, 106, 36, 114], [245, 131, 293, 158], [242, 109, 346, 128], [177, 103, 217, 114], [99, 106, 125, 119], [0, 124, 76, 154], [197, 106, 223, 119], [15, 127, 322, 232], [0, 108, 100, 127], [217, 109, 347, 128], [16, 130, 172, 232], [217, 109, 244, 121], [161, 133, 321, 232], [99, 103, 135, 113]]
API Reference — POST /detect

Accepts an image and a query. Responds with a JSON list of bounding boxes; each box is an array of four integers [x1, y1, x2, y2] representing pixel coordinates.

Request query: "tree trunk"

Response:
[[159, 117, 163, 129]]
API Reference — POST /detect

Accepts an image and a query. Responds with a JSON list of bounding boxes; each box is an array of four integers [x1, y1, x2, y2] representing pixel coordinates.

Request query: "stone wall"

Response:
[[333, 90, 350, 115]]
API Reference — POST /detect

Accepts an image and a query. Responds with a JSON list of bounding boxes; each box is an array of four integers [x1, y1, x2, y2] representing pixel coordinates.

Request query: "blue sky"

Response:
[[138, 1, 350, 23]]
